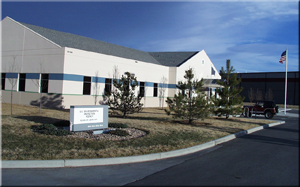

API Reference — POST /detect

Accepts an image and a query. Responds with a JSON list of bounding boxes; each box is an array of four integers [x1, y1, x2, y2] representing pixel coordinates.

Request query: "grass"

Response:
[[1, 103, 277, 160]]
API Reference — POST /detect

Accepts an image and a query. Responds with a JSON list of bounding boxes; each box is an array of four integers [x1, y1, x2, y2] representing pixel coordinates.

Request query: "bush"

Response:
[[31, 124, 72, 136], [108, 123, 128, 128], [109, 129, 129, 136]]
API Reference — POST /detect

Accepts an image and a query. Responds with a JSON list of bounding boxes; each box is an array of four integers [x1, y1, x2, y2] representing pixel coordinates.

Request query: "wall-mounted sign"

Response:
[[70, 105, 108, 132]]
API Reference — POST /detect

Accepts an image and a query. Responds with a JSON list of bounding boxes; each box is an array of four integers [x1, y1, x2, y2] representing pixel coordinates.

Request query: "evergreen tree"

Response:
[[211, 59, 244, 118], [104, 72, 143, 118], [165, 68, 210, 124]]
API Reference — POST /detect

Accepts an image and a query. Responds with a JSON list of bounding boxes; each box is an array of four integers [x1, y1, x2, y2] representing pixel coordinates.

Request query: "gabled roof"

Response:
[[7, 17, 200, 67], [149, 52, 199, 67], [19, 21, 162, 65]]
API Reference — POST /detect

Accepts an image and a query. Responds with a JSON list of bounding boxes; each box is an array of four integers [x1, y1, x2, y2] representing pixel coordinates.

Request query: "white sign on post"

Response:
[[70, 105, 108, 132]]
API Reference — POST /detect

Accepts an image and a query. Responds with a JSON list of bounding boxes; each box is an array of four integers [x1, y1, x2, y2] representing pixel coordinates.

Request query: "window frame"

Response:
[[1, 73, 6, 90], [83, 76, 91, 95], [40, 73, 49, 93], [153, 83, 158, 97], [139, 82, 145, 97], [105, 78, 112, 95], [18, 73, 26, 92]]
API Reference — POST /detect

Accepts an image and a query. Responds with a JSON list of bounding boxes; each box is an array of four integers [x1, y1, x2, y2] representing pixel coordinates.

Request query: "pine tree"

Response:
[[211, 59, 244, 118], [104, 72, 143, 118], [165, 68, 210, 124]]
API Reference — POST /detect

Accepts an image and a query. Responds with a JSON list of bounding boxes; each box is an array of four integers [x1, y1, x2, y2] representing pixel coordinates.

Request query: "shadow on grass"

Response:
[[108, 113, 171, 122], [14, 115, 67, 125]]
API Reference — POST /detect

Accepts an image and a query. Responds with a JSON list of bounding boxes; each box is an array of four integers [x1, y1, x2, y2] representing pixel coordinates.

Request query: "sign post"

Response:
[[70, 105, 108, 132]]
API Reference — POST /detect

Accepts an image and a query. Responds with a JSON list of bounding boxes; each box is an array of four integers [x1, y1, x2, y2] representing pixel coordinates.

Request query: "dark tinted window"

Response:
[[19, 73, 26, 91], [105, 78, 112, 95], [41, 74, 49, 93], [83, 76, 91, 95], [153, 83, 158, 97], [139, 82, 145, 97], [2, 73, 6, 90]]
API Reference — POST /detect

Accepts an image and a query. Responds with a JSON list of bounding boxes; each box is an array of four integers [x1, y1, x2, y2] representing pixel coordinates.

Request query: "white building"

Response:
[[1, 16, 221, 109]]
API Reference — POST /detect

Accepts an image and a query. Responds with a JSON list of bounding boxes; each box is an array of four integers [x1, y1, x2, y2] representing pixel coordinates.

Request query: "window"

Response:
[[1, 73, 6, 90], [18, 73, 26, 91], [83, 76, 91, 95], [153, 83, 158, 97], [139, 82, 145, 97], [211, 67, 215, 75], [105, 78, 112, 95], [41, 74, 49, 93]]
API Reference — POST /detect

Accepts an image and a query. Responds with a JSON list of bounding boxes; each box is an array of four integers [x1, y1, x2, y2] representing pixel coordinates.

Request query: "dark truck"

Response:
[[243, 100, 279, 119]]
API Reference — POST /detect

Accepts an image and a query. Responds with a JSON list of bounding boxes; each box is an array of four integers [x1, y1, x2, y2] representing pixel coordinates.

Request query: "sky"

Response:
[[1, 0, 299, 73]]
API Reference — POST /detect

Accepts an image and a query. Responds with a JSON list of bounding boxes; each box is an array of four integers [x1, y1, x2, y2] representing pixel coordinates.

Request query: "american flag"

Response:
[[279, 50, 286, 64]]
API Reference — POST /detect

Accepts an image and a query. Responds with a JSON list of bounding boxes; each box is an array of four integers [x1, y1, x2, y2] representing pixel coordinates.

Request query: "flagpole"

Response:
[[284, 47, 288, 114]]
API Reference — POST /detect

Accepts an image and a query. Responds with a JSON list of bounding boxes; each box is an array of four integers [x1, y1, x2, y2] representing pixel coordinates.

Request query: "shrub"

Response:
[[108, 123, 128, 128], [109, 129, 129, 136], [31, 124, 72, 136]]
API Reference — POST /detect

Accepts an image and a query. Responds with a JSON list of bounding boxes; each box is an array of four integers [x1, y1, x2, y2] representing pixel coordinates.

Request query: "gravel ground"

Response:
[[66, 128, 147, 141]]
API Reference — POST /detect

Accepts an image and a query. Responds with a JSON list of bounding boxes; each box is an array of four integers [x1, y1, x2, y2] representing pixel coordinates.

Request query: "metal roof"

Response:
[[19, 22, 162, 65], [16, 19, 200, 67], [149, 52, 199, 67]]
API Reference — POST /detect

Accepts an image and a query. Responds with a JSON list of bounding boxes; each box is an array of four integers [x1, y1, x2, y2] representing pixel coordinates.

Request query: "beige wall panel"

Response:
[[63, 48, 169, 83], [62, 95, 97, 109], [2, 17, 65, 74], [177, 50, 221, 82], [25, 79, 39, 92], [62, 80, 84, 95], [1, 91, 64, 109], [49, 80, 63, 94], [3, 78, 18, 91]]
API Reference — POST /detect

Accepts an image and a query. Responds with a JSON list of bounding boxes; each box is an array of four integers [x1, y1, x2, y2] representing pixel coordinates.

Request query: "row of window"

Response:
[[1, 73, 158, 97], [1, 73, 49, 93], [83, 76, 158, 97]]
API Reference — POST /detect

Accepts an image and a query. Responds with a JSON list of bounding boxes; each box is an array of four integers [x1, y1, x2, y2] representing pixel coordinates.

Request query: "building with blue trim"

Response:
[[1, 17, 221, 109]]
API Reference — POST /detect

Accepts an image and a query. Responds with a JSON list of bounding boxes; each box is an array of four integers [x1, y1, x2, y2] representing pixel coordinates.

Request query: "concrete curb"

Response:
[[2, 120, 285, 169]]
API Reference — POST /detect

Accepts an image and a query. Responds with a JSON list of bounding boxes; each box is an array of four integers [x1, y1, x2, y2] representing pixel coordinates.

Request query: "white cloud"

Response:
[[139, 1, 298, 72]]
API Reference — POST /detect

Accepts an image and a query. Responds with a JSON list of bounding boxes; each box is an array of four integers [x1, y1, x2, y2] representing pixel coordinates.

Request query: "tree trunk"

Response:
[[10, 90, 13, 115], [39, 92, 42, 113]]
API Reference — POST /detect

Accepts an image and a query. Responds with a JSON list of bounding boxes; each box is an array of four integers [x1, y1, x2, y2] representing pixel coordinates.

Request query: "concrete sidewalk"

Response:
[[2, 121, 285, 169]]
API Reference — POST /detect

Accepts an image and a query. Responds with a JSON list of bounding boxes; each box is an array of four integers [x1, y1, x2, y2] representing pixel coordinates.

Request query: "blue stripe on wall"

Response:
[[49, 73, 64, 80], [145, 82, 153, 87], [6, 73, 18, 78], [92, 77, 105, 83], [168, 84, 177, 89], [27, 73, 40, 79], [2, 72, 179, 89], [63, 74, 83, 82]]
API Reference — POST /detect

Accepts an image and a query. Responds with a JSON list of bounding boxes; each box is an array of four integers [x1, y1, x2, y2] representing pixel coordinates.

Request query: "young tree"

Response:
[[93, 70, 100, 105], [31, 62, 49, 113], [5, 55, 19, 115], [248, 87, 255, 103], [255, 88, 263, 101], [265, 88, 273, 101], [103, 72, 143, 118], [165, 68, 210, 124], [211, 59, 244, 118], [159, 76, 168, 108]]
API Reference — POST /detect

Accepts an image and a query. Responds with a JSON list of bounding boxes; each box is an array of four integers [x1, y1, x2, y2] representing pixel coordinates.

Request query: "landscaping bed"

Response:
[[1, 103, 274, 160]]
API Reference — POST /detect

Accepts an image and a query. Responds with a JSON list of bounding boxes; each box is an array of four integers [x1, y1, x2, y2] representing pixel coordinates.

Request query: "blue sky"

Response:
[[1, 1, 299, 73]]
